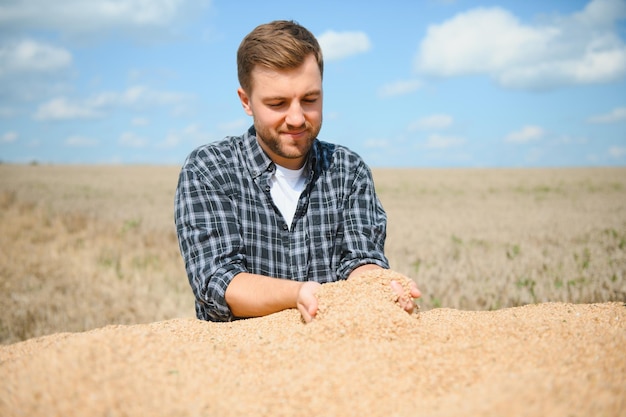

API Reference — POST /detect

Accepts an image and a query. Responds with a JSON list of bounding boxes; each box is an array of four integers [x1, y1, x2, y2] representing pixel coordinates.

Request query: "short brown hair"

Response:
[[237, 20, 324, 93]]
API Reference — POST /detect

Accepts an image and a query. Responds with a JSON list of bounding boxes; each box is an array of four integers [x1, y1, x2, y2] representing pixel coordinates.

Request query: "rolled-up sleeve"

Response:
[[174, 159, 245, 322]]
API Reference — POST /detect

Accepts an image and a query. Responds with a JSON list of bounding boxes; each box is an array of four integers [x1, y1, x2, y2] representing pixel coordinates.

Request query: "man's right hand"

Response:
[[297, 281, 321, 323]]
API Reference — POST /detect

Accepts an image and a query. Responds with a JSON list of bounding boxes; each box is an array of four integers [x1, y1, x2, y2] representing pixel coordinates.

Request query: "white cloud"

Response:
[[87, 86, 185, 107], [505, 125, 545, 144], [34, 97, 102, 120], [378, 79, 423, 98], [64, 135, 99, 147], [317, 30, 371, 61], [0, 0, 210, 37], [2, 131, 18, 143], [424, 134, 465, 149], [609, 146, 626, 158], [33, 86, 192, 121], [587, 106, 626, 123], [118, 132, 148, 148], [409, 114, 453, 131], [0, 39, 72, 76], [578, 0, 626, 25], [154, 123, 213, 148], [415, 0, 626, 90]]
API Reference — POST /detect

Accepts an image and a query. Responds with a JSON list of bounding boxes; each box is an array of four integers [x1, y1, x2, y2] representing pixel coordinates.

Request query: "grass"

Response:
[[375, 167, 626, 311], [506, 244, 521, 260], [1, 165, 625, 344]]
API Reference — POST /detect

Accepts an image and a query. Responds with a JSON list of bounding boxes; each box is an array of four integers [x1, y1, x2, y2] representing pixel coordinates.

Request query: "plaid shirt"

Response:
[[174, 126, 389, 321]]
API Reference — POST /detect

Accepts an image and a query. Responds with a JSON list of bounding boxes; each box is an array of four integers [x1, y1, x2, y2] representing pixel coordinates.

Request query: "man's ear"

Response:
[[237, 87, 253, 116]]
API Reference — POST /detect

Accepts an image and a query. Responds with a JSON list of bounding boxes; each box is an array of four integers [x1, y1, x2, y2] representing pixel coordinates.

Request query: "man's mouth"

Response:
[[282, 129, 307, 139]]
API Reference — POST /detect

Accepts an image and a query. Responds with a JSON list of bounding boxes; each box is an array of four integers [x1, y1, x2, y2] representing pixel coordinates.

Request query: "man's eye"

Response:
[[268, 102, 284, 108]]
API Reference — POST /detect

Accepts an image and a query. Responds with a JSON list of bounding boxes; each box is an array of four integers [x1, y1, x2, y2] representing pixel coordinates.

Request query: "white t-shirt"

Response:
[[270, 164, 306, 229]]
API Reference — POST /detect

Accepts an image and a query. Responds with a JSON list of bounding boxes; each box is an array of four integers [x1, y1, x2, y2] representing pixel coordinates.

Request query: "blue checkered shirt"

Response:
[[174, 126, 389, 321]]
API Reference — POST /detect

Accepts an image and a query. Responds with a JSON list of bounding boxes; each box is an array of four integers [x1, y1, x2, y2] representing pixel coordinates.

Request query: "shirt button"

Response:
[[265, 186, 270, 192], [282, 224, 289, 231]]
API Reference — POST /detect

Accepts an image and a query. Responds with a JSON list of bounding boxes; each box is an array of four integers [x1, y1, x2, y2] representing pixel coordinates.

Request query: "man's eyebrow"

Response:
[[304, 89, 322, 97], [263, 96, 286, 102], [263, 90, 322, 101]]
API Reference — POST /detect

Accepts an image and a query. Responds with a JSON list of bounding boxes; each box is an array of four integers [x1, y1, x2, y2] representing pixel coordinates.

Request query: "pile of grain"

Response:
[[312, 269, 418, 341], [1, 269, 624, 417]]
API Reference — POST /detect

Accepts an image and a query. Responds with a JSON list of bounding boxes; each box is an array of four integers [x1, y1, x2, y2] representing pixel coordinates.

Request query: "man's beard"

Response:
[[255, 119, 322, 161]]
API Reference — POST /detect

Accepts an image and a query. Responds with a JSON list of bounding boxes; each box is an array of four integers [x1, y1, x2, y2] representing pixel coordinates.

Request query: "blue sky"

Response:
[[1, 0, 625, 167]]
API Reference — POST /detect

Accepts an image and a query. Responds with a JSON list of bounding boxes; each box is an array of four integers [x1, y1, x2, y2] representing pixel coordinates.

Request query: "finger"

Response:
[[398, 292, 411, 312], [390, 280, 403, 296], [298, 305, 313, 323], [302, 310, 313, 323], [410, 282, 422, 299], [390, 280, 418, 313], [391, 280, 409, 306], [404, 298, 416, 313]]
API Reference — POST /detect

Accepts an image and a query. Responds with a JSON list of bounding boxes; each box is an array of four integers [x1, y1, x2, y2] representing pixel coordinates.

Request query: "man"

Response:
[[175, 20, 420, 322]]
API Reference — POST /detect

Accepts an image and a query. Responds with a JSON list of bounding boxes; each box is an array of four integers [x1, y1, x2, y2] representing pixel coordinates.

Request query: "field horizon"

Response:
[[1, 164, 625, 344]]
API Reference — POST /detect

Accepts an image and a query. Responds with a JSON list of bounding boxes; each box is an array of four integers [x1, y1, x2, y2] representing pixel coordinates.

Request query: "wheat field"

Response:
[[0, 164, 624, 344]]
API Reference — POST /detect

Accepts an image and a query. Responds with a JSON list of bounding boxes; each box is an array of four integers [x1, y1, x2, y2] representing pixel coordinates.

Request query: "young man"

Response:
[[175, 20, 420, 322]]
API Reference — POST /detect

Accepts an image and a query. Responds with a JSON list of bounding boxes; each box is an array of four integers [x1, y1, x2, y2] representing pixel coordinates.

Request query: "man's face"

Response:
[[238, 54, 323, 170]]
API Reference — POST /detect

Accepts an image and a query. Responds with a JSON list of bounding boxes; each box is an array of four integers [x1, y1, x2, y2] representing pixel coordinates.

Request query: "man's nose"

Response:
[[286, 102, 305, 127]]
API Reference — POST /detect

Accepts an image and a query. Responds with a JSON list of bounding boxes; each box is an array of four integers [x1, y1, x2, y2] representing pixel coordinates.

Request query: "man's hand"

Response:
[[297, 281, 322, 323], [390, 280, 421, 314], [348, 265, 421, 314]]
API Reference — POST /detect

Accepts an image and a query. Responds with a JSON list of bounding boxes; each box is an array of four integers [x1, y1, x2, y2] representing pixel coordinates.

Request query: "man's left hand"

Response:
[[390, 280, 421, 314]]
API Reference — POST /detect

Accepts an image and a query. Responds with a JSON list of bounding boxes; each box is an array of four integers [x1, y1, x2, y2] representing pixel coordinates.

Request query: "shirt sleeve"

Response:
[[174, 158, 245, 322], [335, 158, 390, 279]]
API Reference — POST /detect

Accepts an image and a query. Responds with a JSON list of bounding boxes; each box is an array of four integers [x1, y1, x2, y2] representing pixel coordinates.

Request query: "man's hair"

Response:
[[237, 20, 324, 93]]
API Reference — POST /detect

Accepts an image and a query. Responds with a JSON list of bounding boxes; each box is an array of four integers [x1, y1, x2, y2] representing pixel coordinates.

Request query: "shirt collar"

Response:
[[240, 125, 274, 178]]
